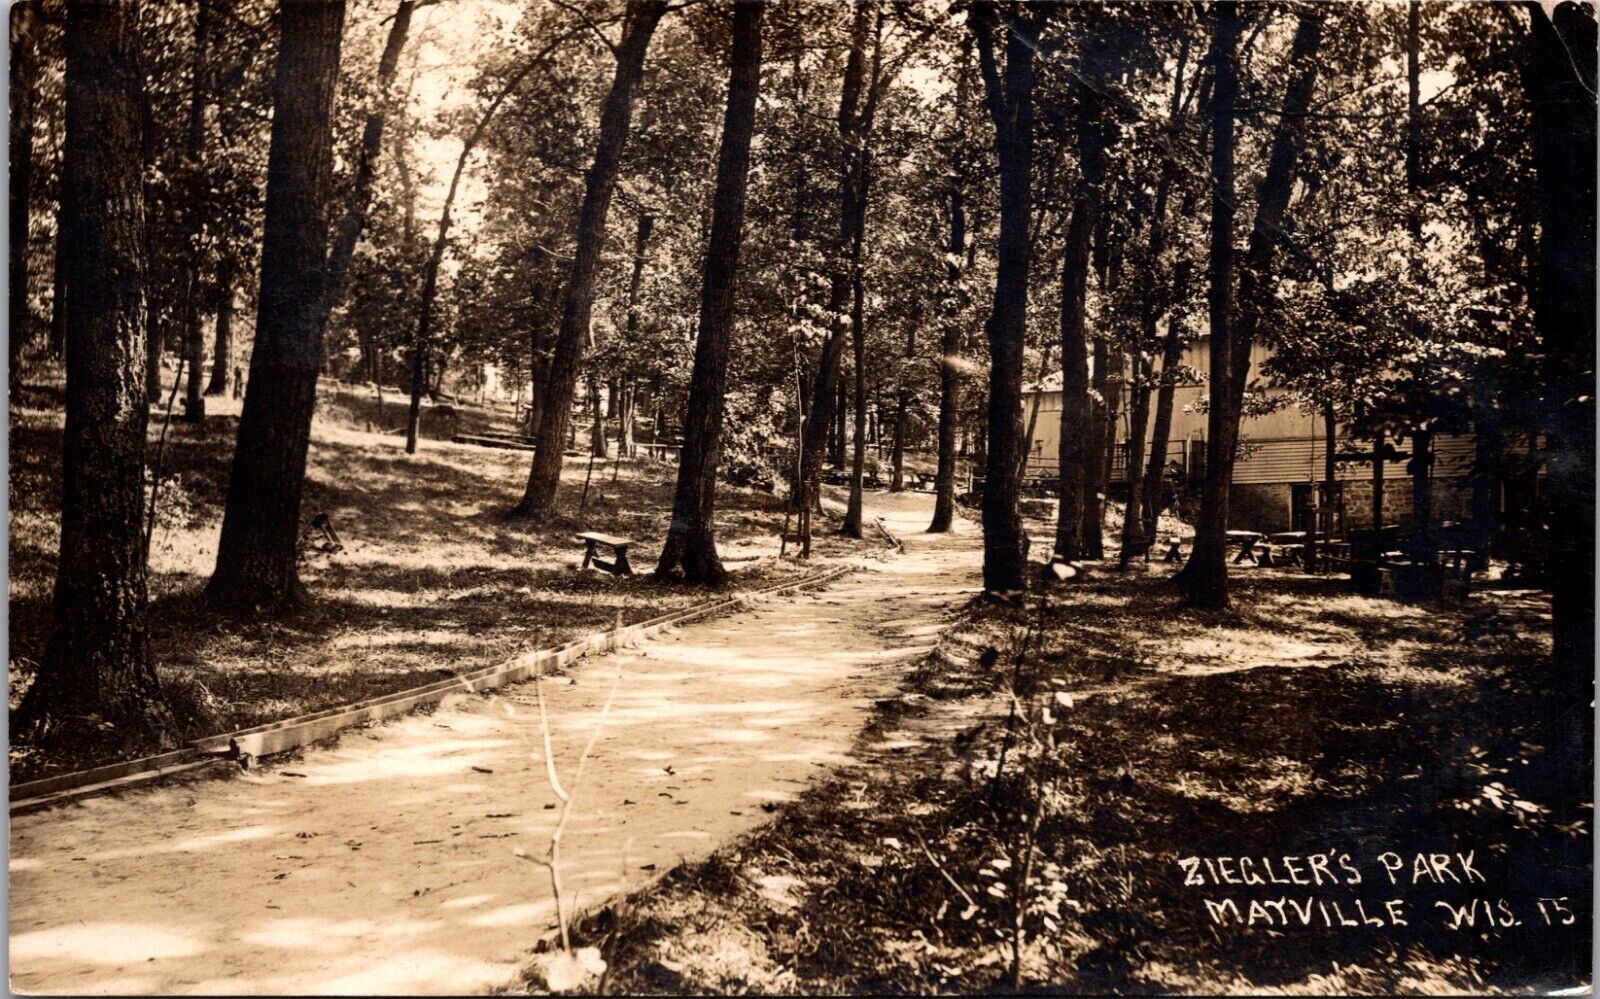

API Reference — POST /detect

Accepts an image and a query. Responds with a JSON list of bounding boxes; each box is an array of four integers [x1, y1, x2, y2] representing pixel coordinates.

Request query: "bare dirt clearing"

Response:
[[8, 495, 981, 995]]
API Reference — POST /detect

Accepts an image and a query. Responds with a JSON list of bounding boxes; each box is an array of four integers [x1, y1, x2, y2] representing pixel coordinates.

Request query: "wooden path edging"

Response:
[[9, 564, 852, 817]]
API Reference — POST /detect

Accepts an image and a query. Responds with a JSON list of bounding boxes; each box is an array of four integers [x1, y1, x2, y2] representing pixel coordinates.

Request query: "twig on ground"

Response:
[[528, 665, 625, 954], [914, 829, 979, 913]]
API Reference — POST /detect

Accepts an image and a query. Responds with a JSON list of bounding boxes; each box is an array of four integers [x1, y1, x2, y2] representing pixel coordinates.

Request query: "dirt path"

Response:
[[9, 497, 981, 995]]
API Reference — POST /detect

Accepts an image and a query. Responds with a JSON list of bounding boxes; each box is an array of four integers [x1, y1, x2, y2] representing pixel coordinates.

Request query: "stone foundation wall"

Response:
[[1342, 478, 1474, 529]]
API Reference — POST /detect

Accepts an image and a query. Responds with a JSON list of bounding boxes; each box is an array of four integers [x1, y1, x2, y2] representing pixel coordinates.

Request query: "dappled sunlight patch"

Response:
[[11, 922, 206, 964], [83, 824, 278, 863], [242, 916, 439, 953]]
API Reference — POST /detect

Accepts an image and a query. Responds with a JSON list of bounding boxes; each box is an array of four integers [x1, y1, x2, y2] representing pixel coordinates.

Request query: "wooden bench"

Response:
[[574, 532, 635, 575]]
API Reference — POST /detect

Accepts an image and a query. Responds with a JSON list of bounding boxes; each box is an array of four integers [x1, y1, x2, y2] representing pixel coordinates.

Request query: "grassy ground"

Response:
[[555, 553, 1592, 994], [9, 375, 861, 783]]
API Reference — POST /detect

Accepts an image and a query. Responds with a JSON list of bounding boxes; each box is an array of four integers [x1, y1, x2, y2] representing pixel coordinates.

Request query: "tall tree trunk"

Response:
[[180, 0, 213, 422], [656, 0, 763, 582], [1081, 336, 1109, 559], [321, 0, 418, 324], [205, 266, 234, 395], [1053, 200, 1094, 563], [1403, 1, 1434, 562], [971, 3, 1038, 593], [1051, 97, 1109, 566], [141, 87, 162, 402], [526, 277, 560, 437], [890, 340, 908, 493], [1177, 1, 1242, 609], [1140, 318, 1184, 536], [619, 380, 635, 456], [1120, 348, 1152, 567], [48, 193, 66, 357], [843, 200, 872, 536], [1123, 38, 1189, 564], [1523, 1, 1596, 692], [1371, 427, 1386, 530], [515, 1, 667, 519], [831, 379, 847, 469], [18, 0, 174, 743], [797, 0, 872, 543], [206, 0, 347, 614], [620, 210, 653, 456], [929, 48, 970, 534], [588, 378, 607, 457], [1184, 4, 1323, 605], [1323, 399, 1337, 549], [843, 10, 883, 540], [9, 2, 40, 390]]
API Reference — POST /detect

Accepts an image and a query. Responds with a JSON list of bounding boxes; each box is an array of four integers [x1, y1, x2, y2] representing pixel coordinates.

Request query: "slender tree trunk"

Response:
[[9, 2, 40, 390], [588, 379, 607, 457], [1523, 1, 1595, 683], [843, 208, 871, 536], [971, 3, 1038, 593], [1184, 4, 1322, 605], [831, 379, 847, 469], [1081, 336, 1109, 559], [1051, 114, 1108, 565], [19, 0, 175, 743], [141, 88, 162, 402], [890, 367, 907, 492], [1142, 301, 1186, 538], [1177, 1, 1242, 609], [619, 380, 635, 456], [797, 0, 872, 539], [605, 379, 619, 449], [48, 194, 66, 357], [1124, 41, 1189, 564], [515, 1, 667, 519], [206, 0, 347, 614], [1371, 428, 1386, 531], [1403, 2, 1435, 564], [1323, 400, 1338, 550], [180, 0, 213, 422], [843, 8, 883, 542], [321, 0, 418, 325], [1120, 348, 1151, 567], [205, 266, 234, 395], [655, 0, 763, 582], [1054, 240, 1091, 565], [620, 210, 653, 457], [929, 51, 970, 534]]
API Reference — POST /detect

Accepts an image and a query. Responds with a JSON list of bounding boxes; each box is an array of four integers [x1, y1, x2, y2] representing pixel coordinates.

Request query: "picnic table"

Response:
[[574, 532, 635, 575], [1226, 530, 1263, 565]]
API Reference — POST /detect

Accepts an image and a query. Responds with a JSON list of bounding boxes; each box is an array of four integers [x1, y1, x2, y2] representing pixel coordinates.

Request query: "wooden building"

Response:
[[1020, 338, 1493, 534]]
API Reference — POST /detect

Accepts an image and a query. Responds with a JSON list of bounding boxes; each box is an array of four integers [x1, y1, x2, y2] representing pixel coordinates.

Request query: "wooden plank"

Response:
[[574, 531, 632, 547], [11, 758, 226, 816], [11, 748, 201, 802]]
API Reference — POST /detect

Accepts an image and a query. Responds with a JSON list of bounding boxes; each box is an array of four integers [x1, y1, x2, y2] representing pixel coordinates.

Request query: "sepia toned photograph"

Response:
[[5, 0, 1595, 993]]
